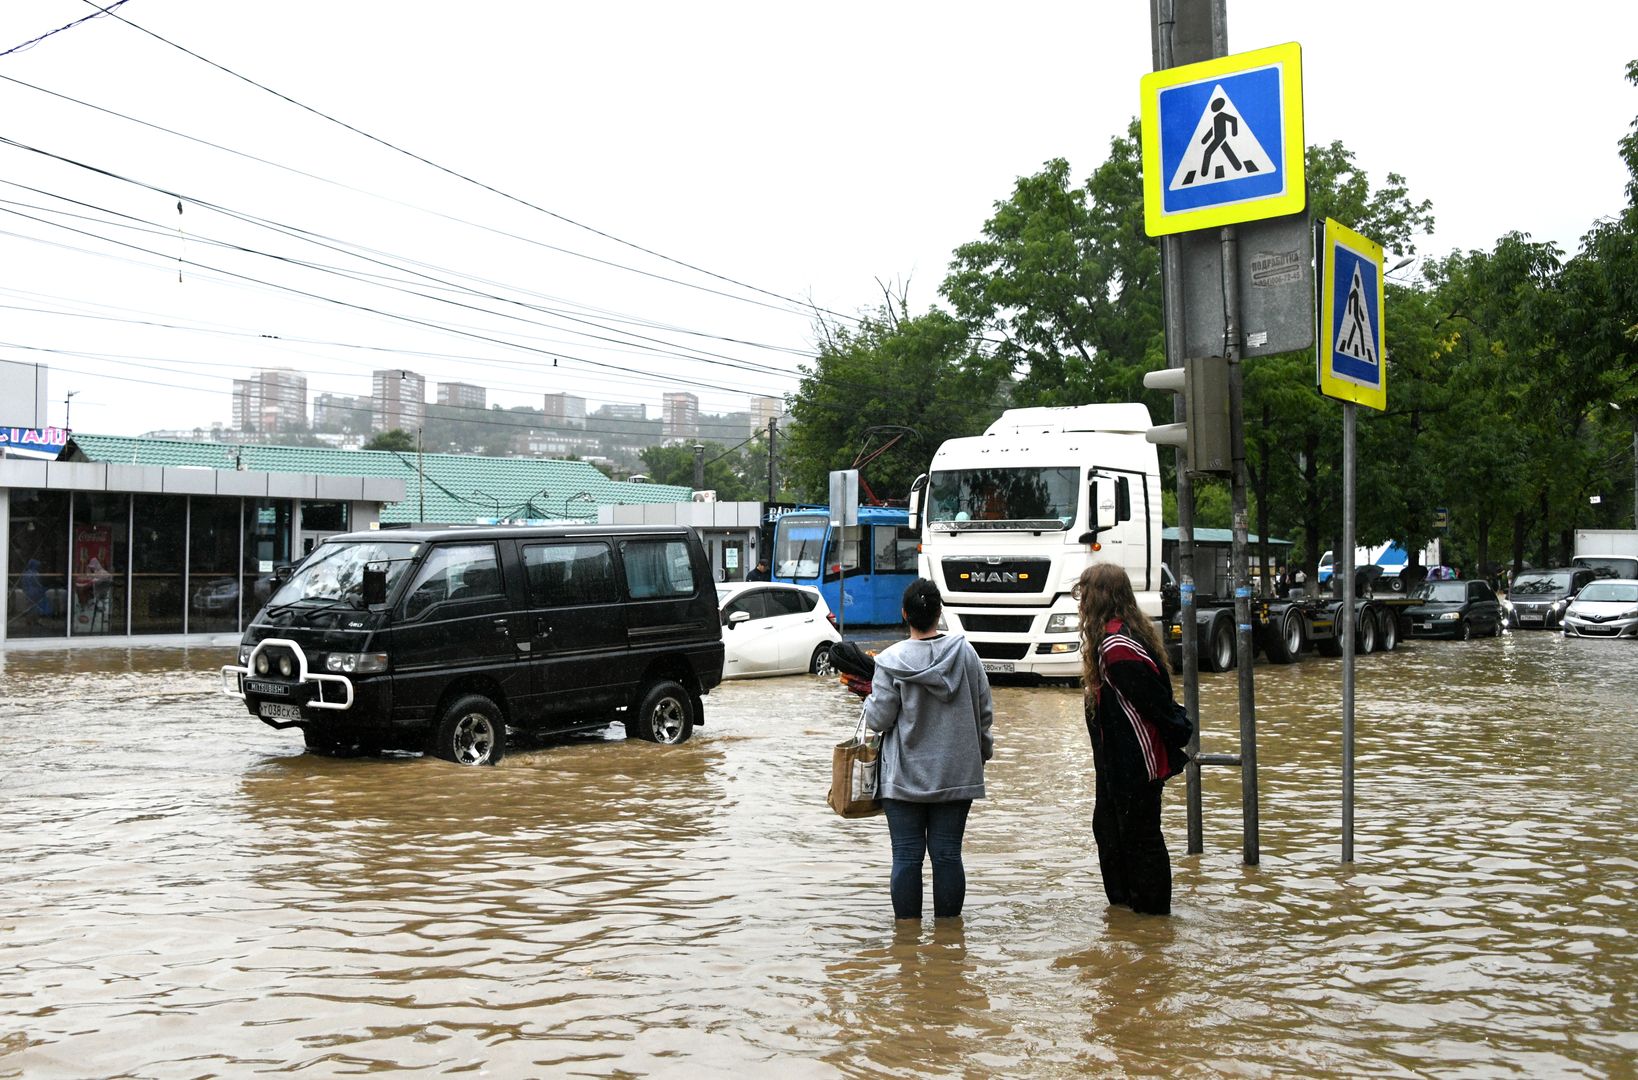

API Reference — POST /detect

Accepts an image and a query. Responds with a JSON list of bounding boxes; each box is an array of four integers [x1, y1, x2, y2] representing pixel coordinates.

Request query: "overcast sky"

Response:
[[2, 1, 1634, 439]]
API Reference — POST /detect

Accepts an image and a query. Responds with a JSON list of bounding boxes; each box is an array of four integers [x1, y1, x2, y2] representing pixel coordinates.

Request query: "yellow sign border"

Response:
[[1140, 42, 1306, 237], [1318, 217, 1387, 411]]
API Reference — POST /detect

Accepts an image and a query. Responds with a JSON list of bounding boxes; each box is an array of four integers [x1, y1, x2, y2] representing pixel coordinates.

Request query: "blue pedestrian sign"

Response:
[[1318, 218, 1386, 411], [1141, 42, 1305, 237]]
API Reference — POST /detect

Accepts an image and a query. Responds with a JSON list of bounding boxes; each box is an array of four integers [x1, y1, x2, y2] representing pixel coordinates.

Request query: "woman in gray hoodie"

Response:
[[863, 578, 994, 920]]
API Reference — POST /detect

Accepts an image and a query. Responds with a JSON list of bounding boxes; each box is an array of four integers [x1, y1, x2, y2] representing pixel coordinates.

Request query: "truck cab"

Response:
[[913, 404, 1162, 679]]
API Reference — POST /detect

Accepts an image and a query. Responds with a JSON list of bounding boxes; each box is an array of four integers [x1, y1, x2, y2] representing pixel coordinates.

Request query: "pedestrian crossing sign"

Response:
[[1140, 42, 1305, 236], [1318, 218, 1386, 411]]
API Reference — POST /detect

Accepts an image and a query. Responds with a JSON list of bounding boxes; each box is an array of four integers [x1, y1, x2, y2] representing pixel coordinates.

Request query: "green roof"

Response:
[[1162, 527, 1292, 548], [68, 434, 693, 524]]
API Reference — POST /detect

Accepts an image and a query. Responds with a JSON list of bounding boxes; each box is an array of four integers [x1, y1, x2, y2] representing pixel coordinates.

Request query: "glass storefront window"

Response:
[[71, 492, 129, 636], [242, 500, 292, 622], [6, 489, 70, 638], [189, 497, 242, 634], [131, 494, 186, 635]]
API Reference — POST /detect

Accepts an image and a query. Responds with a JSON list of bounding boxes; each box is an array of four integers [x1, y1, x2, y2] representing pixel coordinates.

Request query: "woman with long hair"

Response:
[[1076, 562, 1189, 915]]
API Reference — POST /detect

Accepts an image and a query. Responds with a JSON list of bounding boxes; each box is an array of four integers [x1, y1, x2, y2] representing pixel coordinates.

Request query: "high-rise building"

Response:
[[372, 369, 426, 433], [437, 382, 487, 412], [750, 395, 783, 434], [230, 369, 308, 433], [542, 392, 587, 427], [596, 402, 647, 422], [662, 392, 699, 439], [312, 393, 366, 432]]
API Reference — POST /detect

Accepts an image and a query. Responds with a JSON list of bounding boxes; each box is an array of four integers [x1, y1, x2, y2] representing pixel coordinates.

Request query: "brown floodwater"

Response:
[[0, 632, 1632, 1078]]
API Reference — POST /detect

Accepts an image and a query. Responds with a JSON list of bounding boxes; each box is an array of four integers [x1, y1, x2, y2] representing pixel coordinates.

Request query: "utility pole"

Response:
[[767, 417, 779, 504], [417, 426, 425, 522], [65, 390, 79, 431], [692, 443, 705, 491]]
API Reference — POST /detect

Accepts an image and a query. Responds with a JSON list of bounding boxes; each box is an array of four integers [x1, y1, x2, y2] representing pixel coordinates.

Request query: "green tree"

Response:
[[940, 123, 1163, 408], [783, 303, 1008, 502], [638, 440, 767, 502], [363, 428, 417, 452]]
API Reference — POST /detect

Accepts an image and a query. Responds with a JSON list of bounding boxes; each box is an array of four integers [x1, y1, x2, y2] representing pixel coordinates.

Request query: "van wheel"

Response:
[[1456, 619, 1471, 642], [1378, 609, 1399, 651], [430, 694, 505, 766], [811, 644, 836, 676], [303, 727, 353, 756], [628, 680, 694, 744]]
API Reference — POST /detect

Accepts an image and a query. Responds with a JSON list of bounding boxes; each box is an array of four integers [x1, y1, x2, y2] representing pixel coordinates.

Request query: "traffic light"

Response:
[[1143, 356, 1232, 475]]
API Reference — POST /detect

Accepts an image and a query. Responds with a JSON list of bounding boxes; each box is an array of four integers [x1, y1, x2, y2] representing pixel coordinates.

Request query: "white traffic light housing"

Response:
[[1143, 356, 1231, 475]]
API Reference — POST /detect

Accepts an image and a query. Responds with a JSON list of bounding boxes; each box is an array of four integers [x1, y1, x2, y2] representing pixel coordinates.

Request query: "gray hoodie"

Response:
[[863, 634, 994, 802]]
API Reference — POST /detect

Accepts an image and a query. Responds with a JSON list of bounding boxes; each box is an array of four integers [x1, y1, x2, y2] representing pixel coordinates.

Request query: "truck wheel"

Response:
[[1390, 576, 1404, 592], [1204, 612, 1235, 672], [430, 694, 505, 766], [627, 679, 695, 744], [1377, 609, 1399, 651], [1265, 609, 1303, 664], [1356, 610, 1377, 654]]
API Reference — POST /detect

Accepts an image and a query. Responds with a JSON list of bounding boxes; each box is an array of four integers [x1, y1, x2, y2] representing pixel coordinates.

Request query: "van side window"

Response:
[[873, 526, 919, 573], [523, 543, 617, 607], [402, 544, 502, 618], [622, 539, 695, 599]]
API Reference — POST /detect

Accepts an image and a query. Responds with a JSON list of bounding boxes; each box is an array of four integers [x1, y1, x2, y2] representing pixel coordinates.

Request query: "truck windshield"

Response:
[[267, 541, 420, 608], [928, 467, 1079, 530]]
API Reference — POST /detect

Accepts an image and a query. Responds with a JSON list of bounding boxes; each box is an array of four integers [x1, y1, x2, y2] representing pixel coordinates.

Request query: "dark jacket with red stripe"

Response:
[[1086, 619, 1187, 783]]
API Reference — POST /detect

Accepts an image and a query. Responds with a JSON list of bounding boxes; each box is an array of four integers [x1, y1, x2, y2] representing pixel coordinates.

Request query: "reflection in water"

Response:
[[0, 634, 1632, 1076]]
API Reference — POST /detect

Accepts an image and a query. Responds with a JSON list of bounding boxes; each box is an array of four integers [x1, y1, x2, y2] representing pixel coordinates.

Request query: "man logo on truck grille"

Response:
[[964, 571, 1021, 584]]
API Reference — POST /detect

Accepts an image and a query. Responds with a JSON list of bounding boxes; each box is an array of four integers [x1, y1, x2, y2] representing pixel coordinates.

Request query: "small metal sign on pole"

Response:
[[1317, 217, 1387, 863], [828, 469, 859, 634]]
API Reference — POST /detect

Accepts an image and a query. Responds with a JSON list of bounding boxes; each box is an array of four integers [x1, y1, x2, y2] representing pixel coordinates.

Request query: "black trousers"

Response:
[[1091, 739, 1172, 915]]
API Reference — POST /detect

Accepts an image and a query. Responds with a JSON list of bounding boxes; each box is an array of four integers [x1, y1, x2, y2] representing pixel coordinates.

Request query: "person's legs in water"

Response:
[[1089, 738, 1131, 907], [925, 799, 973, 917], [882, 799, 929, 919]]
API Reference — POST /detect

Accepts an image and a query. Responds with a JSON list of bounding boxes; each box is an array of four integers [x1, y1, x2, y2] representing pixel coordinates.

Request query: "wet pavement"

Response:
[[0, 632, 1633, 1077]]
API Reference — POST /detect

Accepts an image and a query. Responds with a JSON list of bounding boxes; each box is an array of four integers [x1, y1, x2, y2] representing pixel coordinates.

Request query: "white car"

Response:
[[1561, 578, 1638, 639], [715, 581, 842, 678]]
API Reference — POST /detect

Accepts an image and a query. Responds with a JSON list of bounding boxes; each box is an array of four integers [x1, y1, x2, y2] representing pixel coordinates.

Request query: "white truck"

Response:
[[1572, 529, 1638, 580], [908, 404, 1163, 679]]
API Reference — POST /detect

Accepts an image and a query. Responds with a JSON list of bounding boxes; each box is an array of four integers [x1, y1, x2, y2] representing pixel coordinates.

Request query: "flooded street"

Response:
[[1, 633, 1633, 1078]]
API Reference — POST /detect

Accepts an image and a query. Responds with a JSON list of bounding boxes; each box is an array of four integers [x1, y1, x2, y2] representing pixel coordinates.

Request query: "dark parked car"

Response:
[[1405, 579, 1503, 640], [1506, 567, 1598, 629], [222, 524, 725, 765]]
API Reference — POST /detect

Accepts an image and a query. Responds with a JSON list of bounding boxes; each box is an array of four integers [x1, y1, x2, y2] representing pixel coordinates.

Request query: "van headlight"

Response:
[[1437, 612, 1461, 621], [325, 652, 389, 674], [254, 653, 270, 675], [278, 656, 295, 678], [1046, 612, 1081, 633], [239, 645, 251, 665]]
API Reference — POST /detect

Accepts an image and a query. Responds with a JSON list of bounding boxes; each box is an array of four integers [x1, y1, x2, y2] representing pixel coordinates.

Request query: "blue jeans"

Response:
[[882, 798, 973, 919]]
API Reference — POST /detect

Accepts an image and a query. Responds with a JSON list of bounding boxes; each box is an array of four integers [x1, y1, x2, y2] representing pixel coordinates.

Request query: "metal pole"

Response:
[[1342, 402, 1357, 862], [1222, 223, 1260, 866], [417, 427, 425, 522], [767, 418, 779, 505], [1152, 0, 1223, 856]]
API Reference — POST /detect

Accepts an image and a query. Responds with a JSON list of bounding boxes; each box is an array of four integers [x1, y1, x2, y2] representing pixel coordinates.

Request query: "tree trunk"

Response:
[[1537, 489, 1551, 569], [1302, 430, 1322, 590], [1512, 511, 1527, 576]]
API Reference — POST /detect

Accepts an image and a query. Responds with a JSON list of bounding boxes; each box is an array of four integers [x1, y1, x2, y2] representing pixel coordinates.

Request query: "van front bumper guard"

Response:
[[221, 637, 355, 712]]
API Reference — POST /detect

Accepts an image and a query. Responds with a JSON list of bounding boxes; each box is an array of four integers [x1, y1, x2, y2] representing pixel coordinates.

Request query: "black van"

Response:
[[222, 524, 724, 765]]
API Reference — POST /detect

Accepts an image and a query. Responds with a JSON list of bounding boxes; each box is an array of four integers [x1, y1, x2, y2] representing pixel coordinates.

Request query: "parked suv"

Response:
[[222, 525, 724, 765], [1506, 567, 1597, 629]]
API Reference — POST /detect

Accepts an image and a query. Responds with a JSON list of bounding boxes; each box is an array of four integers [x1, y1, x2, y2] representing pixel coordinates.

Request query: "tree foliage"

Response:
[[363, 428, 417, 452]]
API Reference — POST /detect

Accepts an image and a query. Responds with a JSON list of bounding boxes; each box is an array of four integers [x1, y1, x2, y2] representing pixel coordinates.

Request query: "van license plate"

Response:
[[259, 702, 303, 721], [982, 661, 1015, 673]]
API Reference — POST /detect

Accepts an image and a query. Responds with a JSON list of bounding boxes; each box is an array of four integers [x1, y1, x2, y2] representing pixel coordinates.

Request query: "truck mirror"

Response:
[[1080, 478, 1106, 544], [906, 473, 928, 531], [362, 565, 388, 607]]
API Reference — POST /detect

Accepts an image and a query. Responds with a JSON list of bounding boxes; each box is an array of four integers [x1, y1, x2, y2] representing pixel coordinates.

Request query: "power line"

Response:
[[74, 0, 866, 328], [0, 0, 130, 58]]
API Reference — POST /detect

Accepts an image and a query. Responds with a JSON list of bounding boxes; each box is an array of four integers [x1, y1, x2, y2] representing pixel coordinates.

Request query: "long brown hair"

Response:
[[1077, 562, 1169, 695]]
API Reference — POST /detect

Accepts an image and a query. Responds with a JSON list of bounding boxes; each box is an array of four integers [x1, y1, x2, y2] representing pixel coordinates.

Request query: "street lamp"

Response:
[[469, 490, 503, 522]]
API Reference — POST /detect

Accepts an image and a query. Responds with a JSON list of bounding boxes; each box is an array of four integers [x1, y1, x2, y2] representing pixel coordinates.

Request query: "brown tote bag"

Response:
[[828, 709, 883, 818]]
